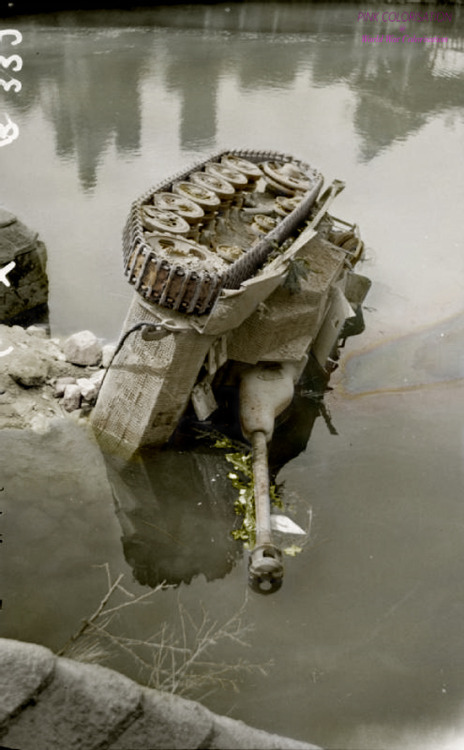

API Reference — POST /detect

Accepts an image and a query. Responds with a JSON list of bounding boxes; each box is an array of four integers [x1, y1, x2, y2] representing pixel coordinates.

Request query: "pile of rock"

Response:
[[0, 325, 116, 431]]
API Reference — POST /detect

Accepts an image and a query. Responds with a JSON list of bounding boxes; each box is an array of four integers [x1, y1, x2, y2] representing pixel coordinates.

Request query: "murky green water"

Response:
[[1, 4, 464, 749]]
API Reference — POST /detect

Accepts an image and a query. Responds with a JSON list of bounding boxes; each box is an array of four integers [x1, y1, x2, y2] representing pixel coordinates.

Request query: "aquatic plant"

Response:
[[213, 437, 283, 548]]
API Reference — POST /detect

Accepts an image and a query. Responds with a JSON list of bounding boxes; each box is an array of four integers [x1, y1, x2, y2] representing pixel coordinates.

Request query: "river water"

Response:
[[1, 4, 464, 749]]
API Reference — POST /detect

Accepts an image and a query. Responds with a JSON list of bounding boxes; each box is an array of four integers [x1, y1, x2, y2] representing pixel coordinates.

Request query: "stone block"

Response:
[[0, 639, 56, 728], [111, 688, 212, 750], [0, 639, 320, 750], [209, 715, 321, 749], [3, 657, 143, 750], [63, 331, 102, 367], [0, 225, 49, 323]]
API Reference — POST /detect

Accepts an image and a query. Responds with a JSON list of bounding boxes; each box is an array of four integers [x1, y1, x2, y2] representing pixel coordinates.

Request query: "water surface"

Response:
[[1, 4, 464, 749]]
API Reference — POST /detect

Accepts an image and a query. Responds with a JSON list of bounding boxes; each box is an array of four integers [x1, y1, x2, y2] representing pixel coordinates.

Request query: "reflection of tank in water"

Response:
[[107, 448, 242, 589], [92, 149, 371, 593]]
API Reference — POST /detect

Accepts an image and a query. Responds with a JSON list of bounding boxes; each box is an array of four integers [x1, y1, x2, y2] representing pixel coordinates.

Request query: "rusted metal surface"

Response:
[[248, 430, 284, 594], [122, 148, 323, 315], [94, 149, 370, 461]]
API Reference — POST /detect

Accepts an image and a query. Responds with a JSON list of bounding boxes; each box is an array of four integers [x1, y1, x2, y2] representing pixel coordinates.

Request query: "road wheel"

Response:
[[262, 160, 311, 192], [142, 207, 191, 235], [152, 192, 205, 223], [190, 172, 235, 200]]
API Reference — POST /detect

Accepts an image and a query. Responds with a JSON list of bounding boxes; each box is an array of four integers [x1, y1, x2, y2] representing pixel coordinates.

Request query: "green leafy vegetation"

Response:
[[214, 437, 283, 548]]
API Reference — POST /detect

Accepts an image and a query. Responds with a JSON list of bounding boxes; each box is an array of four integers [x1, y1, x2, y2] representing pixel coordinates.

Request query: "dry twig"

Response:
[[58, 564, 272, 699]]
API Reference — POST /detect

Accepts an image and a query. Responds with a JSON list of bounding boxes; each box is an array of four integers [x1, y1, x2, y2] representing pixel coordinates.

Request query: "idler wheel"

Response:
[[190, 171, 235, 200], [144, 233, 209, 262], [262, 160, 311, 192], [142, 207, 191, 235], [173, 181, 221, 210], [205, 162, 248, 188], [152, 192, 204, 223], [221, 154, 262, 180]]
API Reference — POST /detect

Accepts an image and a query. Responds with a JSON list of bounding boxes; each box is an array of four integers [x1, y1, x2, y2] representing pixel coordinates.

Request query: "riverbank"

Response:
[[0, 638, 320, 750]]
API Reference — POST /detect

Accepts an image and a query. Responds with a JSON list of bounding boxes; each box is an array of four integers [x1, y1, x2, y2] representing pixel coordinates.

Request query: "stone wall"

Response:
[[0, 638, 321, 750], [0, 208, 49, 326]]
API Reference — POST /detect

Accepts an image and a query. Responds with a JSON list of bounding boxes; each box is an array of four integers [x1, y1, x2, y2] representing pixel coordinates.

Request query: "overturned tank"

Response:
[[91, 148, 371, 593]]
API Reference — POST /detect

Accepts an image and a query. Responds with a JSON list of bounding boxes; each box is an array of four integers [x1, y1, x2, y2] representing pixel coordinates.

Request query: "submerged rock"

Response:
[[54, 376, 77, 398]]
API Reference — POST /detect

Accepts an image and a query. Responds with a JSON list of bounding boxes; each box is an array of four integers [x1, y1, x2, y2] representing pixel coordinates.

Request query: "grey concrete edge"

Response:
[[0, 638, 322, 750]]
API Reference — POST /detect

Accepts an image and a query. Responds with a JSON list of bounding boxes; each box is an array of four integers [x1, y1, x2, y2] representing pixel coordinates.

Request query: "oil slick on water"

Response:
[[341, 312, 464, 396]]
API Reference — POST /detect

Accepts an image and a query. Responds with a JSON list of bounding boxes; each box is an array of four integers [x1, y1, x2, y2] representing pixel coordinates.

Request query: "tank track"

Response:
[[123, 148, 323, 316]]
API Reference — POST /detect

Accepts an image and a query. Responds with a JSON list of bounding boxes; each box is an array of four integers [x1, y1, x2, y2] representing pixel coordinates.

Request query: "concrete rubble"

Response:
[[0, 323, 111, 430], [0, 638, 321, 750]]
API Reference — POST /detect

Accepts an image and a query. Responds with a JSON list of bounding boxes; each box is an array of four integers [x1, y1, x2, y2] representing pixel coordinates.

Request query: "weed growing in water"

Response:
[[214, 437, 283, 548], [57, 563, 271, 700]]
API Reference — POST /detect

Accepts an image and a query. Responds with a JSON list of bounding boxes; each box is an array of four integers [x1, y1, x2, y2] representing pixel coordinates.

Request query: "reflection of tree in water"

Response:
[[163, 34, 221, 152], [13, 25, 144, 191], [12, 8, 463, 188], [344, 32, 464, 161]]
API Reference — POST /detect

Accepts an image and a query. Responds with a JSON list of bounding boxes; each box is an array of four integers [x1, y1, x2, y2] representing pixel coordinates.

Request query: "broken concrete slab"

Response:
[[4, 651, 143, 750], [0, 638, 321, 750], [0, 639, 55, 728]]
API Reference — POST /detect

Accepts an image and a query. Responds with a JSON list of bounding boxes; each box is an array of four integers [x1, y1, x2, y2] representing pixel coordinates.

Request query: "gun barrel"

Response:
[[248, 430, 284, 595]]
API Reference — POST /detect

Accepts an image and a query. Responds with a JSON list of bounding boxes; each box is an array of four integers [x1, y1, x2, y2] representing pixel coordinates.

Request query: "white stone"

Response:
[[62, 383, 81, 412], [63, 331, 102, 367], [76, 378, 98, 402], [54, 377, 76, 398], [89, 368, 105, 385]]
